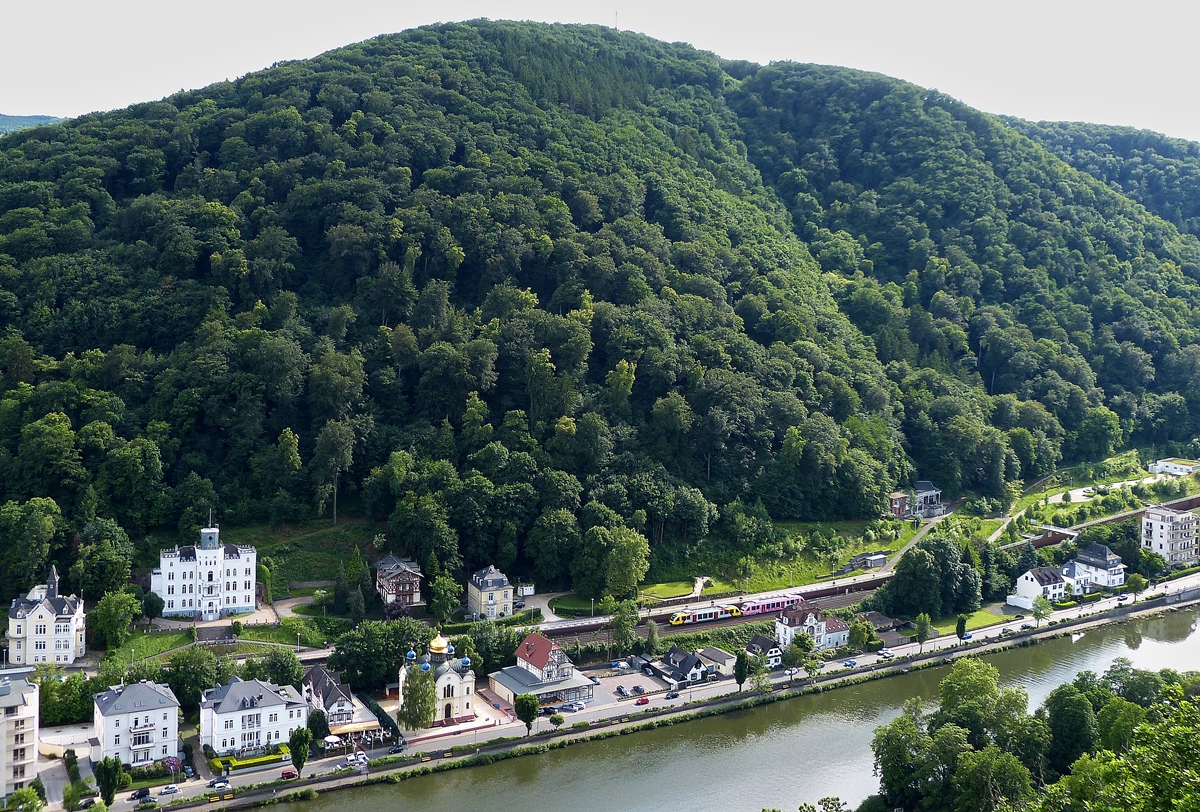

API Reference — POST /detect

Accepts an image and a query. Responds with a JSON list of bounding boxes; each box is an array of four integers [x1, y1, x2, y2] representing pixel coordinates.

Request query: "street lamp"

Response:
[[590, 598, 595, 617], [296, 632, 300, 653]]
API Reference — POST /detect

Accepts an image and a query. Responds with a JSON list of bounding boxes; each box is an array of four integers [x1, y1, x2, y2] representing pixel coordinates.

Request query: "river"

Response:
[[282, 608, 1199, 812]]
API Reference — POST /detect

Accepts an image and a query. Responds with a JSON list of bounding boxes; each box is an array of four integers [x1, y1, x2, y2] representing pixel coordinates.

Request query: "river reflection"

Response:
[[281, 609, 1198, 812]]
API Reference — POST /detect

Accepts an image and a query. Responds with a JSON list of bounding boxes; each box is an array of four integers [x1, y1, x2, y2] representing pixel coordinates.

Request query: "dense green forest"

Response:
[[3, 21, 1200, 602], [0, 115, 63, 135]]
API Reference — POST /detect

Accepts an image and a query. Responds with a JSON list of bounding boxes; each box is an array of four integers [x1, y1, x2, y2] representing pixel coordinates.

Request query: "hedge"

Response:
[[210, 745, 289, 773], [357, 692, 400, 737], [439, 609, 543, 636]]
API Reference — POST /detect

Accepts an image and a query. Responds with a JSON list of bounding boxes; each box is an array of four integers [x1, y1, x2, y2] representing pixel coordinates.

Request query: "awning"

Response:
[[328, 721, 382, 734]]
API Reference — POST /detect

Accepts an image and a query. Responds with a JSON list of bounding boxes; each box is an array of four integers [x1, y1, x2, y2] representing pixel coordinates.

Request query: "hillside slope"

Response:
[[1, 21, 1199, 601]]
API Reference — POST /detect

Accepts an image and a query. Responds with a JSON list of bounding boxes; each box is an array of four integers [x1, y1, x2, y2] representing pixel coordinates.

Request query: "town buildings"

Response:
[[200, 678, 307, 756], [887, 491, 909, 519], [774, 601, 851, 651], [0, 676, 38, 797], [746, 634, 782, 668], [7, 566, 85, 666], [1142, 505, 1198, 567], [374, 555, 423, 610], [695, 647, 737, 677], [92, 681, 180, 767], [301, 665, 379, 738], [1007, 567, 1069, 610], [488, 632, 594, 706], [397, 633, 475, 727], [914, 481, 945, 518], [467, 565, 512, 620], [1061, 543, 1126, 591], [151, 526, 256, 621]]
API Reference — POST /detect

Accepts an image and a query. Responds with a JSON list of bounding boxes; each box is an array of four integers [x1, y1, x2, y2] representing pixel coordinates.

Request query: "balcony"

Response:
[[130, 719, 156, 732]]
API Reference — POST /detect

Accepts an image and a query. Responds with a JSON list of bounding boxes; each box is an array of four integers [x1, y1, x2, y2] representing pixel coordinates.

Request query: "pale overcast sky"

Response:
[[5, 0, 1199, 141]]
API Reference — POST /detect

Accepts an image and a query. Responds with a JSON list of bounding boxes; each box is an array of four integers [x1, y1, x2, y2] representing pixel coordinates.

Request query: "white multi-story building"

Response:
[[151, 526, 256, 621], [467, 565, 512, 620], [1142, 505, 1198, 567], [7, 566, 85, 666], [200, 678, 307, 757], [92, 681, 180, 767], [775, 601, 851, 651], [0, 675, 38, 798], [1061, 543, 1126, 591], [1007, 567, 1069, 610]]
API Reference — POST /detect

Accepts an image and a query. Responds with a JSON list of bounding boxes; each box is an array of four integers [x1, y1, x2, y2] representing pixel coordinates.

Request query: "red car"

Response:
[[281, 768, 298, 779], [634, 696, 650, 706]]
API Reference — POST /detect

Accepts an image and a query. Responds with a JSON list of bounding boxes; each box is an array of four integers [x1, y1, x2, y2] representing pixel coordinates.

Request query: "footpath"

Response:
[[154, 585, 1200, 812]]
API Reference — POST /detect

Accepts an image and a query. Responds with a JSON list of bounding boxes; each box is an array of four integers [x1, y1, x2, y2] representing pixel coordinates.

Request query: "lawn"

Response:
[[1015, 451, 1148, 512], [640, 581, 695, 600], [239, 617, 350, 648], [108, 629, 193, 664], [931, 604, 1008, 635], [547, 594, 597, 617]]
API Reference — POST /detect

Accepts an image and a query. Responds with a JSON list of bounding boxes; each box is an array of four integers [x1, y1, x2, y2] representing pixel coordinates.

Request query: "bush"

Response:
[[63, 783, 82, 811], [571, 721, 591, 730], [128, 761, 170, 781], [119, 773, 132, 789], [288, 789, 319, 802], [1053, 600, 1078, 609]]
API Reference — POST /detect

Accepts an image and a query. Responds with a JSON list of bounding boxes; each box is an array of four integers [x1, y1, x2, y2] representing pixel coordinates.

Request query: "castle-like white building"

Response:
[[150, 526, 257, 621], [7, 566, 85, 666]]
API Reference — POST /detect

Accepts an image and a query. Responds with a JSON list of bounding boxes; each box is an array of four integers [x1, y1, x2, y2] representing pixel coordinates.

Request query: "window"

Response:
[[245, 568, 251, 576], [114, 735, 120, 746], [13, 625, 19, 635], [168, 572, 174, 581], [12, 766, 24, 779], [34, 624, 45, 635], [162, 745, 168, 756], [168, 601, 174, 609], [168, 585, 175, 595], [269, 713, 278, 723], [224, 720, 233, 730]]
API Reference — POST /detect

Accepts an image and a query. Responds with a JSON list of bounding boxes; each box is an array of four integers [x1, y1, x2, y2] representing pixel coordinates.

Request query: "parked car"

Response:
[[563, 701, 586, 712], [514, 600, 526, 609], [281, 768, 298, 779], [843, 659, 858, 668], [208, 780, 230, 791], [159, 786, 179, 796], [1118, 595, 1129, 602], [541, 705, 560, 716], [615, 685, 629, 697], [631, 684, 645, 695], [79, 799, 96, 809], [182, 766, 194, 779], [665, 691, 680, 699], [1001, 628, 1014, 636], [388, 742, 406, 755], [643, 666, 655, 676], [590, 676, 601, 685], [130, 789, 151, 801], [878, 651, 895, 660], [961, 632, 973, 640], [634, 696, 650, 706], [1020, 623, 1033, 630]]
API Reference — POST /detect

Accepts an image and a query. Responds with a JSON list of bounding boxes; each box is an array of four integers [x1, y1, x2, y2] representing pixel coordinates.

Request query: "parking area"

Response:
[[597, 669, 673, 702]]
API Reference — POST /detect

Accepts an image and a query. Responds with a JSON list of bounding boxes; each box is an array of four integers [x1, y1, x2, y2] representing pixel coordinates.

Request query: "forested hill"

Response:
[[0, 114, 63, 135], [2, 21, 1200, 603], [1009, 117, 1200, 239]]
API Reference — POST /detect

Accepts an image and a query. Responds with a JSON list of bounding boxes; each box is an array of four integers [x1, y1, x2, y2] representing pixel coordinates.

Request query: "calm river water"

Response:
[[283, 608, 1199, 812]]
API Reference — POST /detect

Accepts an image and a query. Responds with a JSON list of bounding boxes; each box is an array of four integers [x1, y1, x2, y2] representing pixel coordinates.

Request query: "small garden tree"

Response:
[[1032, 595, 1052, 627], [734, 650, 749, 691], [956, 614, 968, 641], [1126, 573, 1148, 603], [93, 756, 125, 805], [289, 727, 312, 775], [397, 666, 437, 731], [549, 712, 565, 731], [514, 694, 539, 735], [915, 612, 931, 653]]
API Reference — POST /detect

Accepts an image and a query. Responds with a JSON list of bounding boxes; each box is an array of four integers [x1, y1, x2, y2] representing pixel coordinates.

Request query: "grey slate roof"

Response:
[[697, 647, 735, 665], [9, 567, 82, 619], [0, 677, 37, 710], [304, 664, 352, 708], [1027, 566, 1065, 586], [201, 677, 305, 713], [747, 634, 780, 655], [1076, 543, 1122, 570], [94, 681, 180, 716], [914, 481, 939, 494], [471, 565, 510, 590]]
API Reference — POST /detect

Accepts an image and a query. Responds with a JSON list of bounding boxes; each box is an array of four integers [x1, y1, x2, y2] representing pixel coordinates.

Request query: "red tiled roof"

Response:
[[824, 615, 849, 633], [517, 632, 559, 670]]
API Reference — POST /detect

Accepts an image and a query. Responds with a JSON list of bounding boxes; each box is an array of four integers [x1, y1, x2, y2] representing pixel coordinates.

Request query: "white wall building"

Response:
[[151, 526, 256, 621], [92, 681, 180, 767], [1148, 458, 1200, 476], [1007, 567, 1069, 610], [775, 601, 851, 651], [1142, 505, 1198, 567], [0, 675, 38, 798], [200, 678, 307, 757], [7, 566, 85, 666], [1062, 543, 1126, 591]]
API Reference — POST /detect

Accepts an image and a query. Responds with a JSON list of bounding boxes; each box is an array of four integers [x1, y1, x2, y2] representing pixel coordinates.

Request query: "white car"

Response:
[[158, 785, 179, 796]]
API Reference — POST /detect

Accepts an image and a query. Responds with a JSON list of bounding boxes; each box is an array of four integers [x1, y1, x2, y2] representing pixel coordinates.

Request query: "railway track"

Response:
[[543, 589, 876, 646]]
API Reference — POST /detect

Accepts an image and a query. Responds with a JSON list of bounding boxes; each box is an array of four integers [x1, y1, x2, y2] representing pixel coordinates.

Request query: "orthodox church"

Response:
[[396, 632, 476, 727]]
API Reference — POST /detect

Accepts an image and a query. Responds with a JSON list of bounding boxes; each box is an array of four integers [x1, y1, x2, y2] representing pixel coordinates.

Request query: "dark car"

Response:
[[665, 691, 680, 699], [643, 666, 655, 676], [514, 600, 526, 609], [281, 768, 298, 779], [79, 800, 96, 809], [1020, 623, 1033, 630], [631, 684, 645, 695], [388, 742, 406, 754], [590, 676, 601, 685], [130, 788, 151, 801], [206, 778, 227, 789], [615, 685, 629, 697]]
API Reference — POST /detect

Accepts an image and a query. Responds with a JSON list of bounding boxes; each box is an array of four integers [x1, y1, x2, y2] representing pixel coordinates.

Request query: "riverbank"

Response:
[[153, 590, 1200, 812]]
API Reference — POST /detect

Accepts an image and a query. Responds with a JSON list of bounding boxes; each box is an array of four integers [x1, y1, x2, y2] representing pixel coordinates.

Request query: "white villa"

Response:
[[151, 526, 257, 621], [200, 678, 307, 757], [1007, 566, 1069, 610], [1148, 458, 1200, 476], [1142, 505, 1198, 567], [92, 681, 180, 767], [775, 601, 851, 651], [1061, 543, 1126, 591], [7, 566, 85, 666]]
